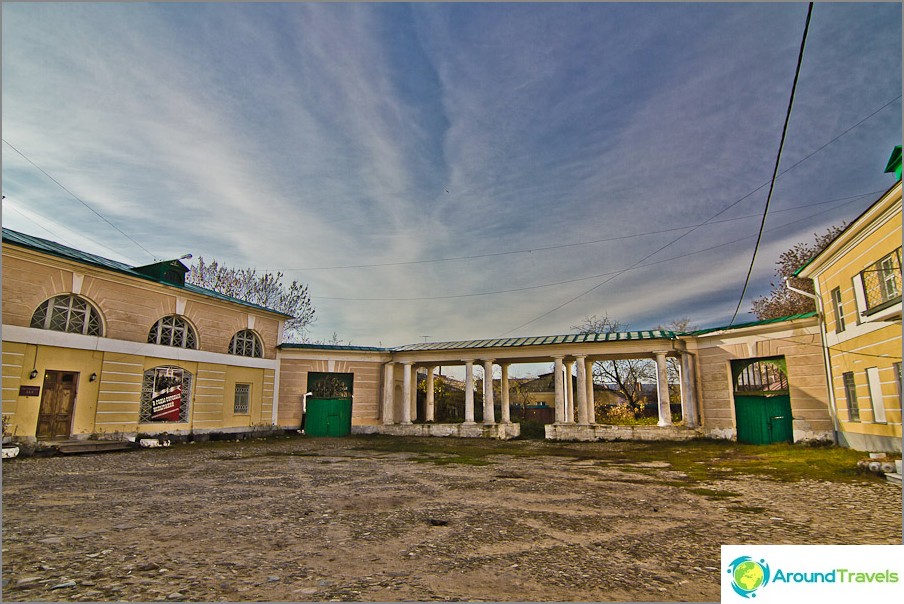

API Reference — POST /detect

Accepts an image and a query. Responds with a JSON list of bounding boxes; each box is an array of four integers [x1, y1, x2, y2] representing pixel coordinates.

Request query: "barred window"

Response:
[[861, 248, 902, 314], [148, 315, 197, 349], [229, 330, 263, 358], [31, 295, 103, 336], [842, 372, 859, 422], [234, 383, 251, 414], [139, 366, 192, 423]]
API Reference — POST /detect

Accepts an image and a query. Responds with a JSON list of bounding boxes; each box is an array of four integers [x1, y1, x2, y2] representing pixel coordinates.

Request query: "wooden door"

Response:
[[36, 371, 78, 440]]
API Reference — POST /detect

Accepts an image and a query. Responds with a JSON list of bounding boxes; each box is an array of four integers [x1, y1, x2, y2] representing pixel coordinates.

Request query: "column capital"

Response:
[[402, 360, 415, 366]]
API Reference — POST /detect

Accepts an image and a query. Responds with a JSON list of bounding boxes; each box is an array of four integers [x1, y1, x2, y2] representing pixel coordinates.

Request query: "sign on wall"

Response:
[[150, 367, 183, 421], [139, 366, 192, 424]]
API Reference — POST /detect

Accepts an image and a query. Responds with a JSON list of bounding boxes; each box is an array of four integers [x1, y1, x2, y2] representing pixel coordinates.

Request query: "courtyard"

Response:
[[2, 435, 901, 602]]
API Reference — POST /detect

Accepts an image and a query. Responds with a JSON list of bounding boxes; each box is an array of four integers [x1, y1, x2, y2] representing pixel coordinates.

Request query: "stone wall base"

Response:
[[545, 423, 704, 442], [352, 422, 520, 440]]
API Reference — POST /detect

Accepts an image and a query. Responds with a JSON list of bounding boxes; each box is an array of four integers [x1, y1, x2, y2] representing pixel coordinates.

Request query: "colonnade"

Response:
[[381, 351, 699, 429]]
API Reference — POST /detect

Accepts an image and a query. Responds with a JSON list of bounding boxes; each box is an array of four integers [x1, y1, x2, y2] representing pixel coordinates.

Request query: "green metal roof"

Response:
[[686, 311, 818, 336], [392, 330, 678, 352], [2, 227, 292, 318], [279, 343, 388, 352], [884, 145, 902, 180]]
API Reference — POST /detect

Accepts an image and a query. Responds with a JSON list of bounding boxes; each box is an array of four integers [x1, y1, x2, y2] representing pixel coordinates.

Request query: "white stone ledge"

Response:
[[352, 422, 520, 440], [545, 423, 704, 442]]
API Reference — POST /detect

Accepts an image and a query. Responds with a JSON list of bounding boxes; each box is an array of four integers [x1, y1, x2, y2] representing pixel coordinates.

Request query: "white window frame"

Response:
[[147, 315, 198, 349], [234, 383, 251, 415], [229, 330, 263, 358], [30, 294, 103, 336], [830, 287, 845, 333]]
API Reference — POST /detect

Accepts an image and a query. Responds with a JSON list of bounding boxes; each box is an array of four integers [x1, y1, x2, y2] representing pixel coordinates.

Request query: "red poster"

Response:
[[150, 367, 183, 421]]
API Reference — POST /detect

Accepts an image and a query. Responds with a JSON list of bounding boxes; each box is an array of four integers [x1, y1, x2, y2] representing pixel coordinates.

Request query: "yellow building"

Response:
[[2, 229, 288, 443], [796, 148, 902, 452]]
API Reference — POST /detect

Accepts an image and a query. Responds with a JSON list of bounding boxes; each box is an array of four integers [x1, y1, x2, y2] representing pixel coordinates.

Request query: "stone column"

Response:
[[500, 363, 511, 424], [464, 360, 476, 424], [425, 366, 436, 422], [382, 362, 395, 425], [564, 359, 575, 423], [483, 359, 496, 425], [553, 356, 565, 423], [401, 362, 413, 425], [654, 351, 672, 427], [680, 352, 699, 428], [585, 358, 596, 424], [576, 355, 588, 424]]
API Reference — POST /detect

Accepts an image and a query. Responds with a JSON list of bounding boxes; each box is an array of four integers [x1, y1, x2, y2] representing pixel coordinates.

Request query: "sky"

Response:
[[2, 2, 902, 355]]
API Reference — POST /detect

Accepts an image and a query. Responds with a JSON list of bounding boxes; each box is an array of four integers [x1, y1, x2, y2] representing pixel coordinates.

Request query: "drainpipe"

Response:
[[785, 277, 839, 445]]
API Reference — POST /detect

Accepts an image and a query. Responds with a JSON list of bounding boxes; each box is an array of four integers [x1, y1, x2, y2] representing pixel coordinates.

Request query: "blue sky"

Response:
[[2, 2, 901, 351]]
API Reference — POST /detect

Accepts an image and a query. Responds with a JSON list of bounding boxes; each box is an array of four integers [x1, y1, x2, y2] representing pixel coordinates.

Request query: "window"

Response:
[[860, 248, 902, 314], [842, 372, 859, 422], [148, 315, 197, 349], [830, 287, 845, 333], [229, 330, 263, 358], [139, 366, 192, 423], [234, 383, 251, 414], [30, 294, 103, 336]]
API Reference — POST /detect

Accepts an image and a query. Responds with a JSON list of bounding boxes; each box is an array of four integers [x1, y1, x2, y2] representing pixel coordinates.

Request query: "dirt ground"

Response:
[[2, 435, 901, 602]]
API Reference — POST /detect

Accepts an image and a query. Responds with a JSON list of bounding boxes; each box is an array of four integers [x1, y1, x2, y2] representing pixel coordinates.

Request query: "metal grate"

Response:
[[861, 248, 902, 312], [139, 366, 193, 424], [736, 361, 788, 393], [234, 383, 250, 414]]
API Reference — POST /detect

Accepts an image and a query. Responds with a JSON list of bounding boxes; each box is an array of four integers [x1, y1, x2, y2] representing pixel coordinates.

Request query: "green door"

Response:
[[735, 394, 793, 445], [305, 398, 352, 437]]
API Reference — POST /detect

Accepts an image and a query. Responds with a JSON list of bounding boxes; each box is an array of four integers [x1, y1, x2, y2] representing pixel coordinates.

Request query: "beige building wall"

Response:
[[2, 248, 282, 359], [277, 354, 388, 428], [689, 318, 833, 442], [2, 242, 285, 441]]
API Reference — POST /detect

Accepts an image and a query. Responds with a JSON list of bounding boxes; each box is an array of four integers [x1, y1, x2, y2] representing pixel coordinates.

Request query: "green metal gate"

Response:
[[304, 372, 353, 437], [734, 394, 793, 445], [731, 357, 793, 445], [304, 398, 352, 437]]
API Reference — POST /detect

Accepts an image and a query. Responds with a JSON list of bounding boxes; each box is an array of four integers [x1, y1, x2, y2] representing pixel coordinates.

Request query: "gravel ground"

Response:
[[2, 435, 901, 602]]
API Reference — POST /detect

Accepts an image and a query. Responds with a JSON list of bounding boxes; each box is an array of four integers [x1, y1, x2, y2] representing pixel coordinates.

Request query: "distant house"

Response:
[[795, 147, 902, 452]]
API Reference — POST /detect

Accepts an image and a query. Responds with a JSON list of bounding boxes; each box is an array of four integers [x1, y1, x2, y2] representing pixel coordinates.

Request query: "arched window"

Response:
[[147, 315, 197, 349], [229, 329, 263, 358], [31, 294, 103, 336]]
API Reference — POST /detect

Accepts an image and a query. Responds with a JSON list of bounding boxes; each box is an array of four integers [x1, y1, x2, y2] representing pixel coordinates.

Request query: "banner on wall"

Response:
[[150, 366, 183, 421]]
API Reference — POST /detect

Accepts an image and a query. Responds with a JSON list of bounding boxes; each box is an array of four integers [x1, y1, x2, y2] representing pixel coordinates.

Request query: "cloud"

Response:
[[2, 2, 900, 352]]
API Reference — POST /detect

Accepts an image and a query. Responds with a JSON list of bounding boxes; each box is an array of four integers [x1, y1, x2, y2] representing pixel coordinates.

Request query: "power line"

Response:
[[2, 138, 157, 260], [315, 190, 865, 302], [500, 3, 846, 338], [729, 2, 813, 326], [266, 190, 881, 273], [2, 194, 136, 260]]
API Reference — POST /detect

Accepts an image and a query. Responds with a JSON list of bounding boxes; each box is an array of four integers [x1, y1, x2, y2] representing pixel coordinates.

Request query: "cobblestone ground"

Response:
[[2, 436, 901, 602]]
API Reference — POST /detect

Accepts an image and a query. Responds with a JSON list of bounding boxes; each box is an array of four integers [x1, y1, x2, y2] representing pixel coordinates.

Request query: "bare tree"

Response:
[[187, 257, 315, 342], [751, 225, 846, 320], [571, 314, 655, 415]]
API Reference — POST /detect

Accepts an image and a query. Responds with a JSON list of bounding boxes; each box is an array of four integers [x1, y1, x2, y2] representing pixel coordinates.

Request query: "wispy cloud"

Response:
[[2, 2, 900, 351]]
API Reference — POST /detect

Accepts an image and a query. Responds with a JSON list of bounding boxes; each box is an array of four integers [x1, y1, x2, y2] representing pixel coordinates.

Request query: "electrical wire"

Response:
[[729, 3, 814, 326], [2, 138, 157, 260], [313, 191, 868, 301]]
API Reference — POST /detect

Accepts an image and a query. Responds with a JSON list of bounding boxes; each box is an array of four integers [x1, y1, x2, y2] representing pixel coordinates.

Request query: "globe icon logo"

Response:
[[727, 556, 771, 598]]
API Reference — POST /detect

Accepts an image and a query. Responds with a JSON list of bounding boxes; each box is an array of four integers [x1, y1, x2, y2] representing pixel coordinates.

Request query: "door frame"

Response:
[[36, 370, 79, 440]]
